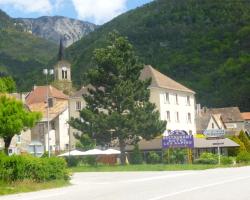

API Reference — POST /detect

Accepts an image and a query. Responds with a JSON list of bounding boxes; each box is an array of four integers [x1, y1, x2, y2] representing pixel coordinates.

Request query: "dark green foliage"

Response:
[[0, 10, 57, 92], [220, 156, 234, 165], [69, 32, 166, 165], [147, 152, 161, 164], [194, 152, 218, 165], [74, 133, 95, 151], [236, 151, 250, 163], [130, 145, 143, 164], [163, 148, 187, 164], [64, 156, 80, 167], [67, 0, 250, 111], [0, 154, 69, 182]]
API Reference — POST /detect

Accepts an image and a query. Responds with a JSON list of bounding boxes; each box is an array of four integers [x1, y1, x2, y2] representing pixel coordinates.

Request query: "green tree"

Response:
[[0, 95, 41, 153], [130, 144, 143, 164], [74, 133, 96, 151], [0, 76, 16, 93], [70, 32, 166, 164], [238, 130, 250, 152]]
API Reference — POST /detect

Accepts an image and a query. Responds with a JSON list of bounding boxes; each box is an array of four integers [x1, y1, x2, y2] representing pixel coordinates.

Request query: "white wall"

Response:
[[150, 87, 196, 134], [58, 108, 70, 150]]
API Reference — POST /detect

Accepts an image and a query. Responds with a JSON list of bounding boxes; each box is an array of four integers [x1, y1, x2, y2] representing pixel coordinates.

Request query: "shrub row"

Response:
[[0, 153, 69, 182]]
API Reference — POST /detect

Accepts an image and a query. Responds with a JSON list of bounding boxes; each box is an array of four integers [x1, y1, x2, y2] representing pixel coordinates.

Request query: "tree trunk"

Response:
[[119, 139, 126, 165], [4, 136, 12, 155]]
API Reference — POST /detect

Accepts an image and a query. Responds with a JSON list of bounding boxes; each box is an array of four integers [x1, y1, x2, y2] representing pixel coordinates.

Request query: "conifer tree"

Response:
[[70, 32, 166, 164]]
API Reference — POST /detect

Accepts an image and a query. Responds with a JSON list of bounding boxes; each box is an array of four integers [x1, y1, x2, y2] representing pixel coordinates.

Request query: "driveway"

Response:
[[2, 166, 250, 200]]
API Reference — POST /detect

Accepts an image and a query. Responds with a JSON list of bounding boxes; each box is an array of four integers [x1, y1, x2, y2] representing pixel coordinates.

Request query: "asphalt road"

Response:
[[2, 166, 250, 200]]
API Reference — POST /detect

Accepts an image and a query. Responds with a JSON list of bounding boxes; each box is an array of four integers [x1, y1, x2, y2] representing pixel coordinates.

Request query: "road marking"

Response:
[[148, 175, 250, 200], [78, 172, 195, 185]]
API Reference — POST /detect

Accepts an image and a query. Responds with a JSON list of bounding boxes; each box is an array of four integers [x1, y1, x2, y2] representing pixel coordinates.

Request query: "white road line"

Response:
[[147, 175, 250, 200], [77, 172, 195, 185]]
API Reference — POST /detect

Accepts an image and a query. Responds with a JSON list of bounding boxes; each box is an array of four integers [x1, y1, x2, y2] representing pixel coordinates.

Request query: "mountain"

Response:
[[0, 10, 58, 91], [66, 0, 250, 111], [16, 16, 97, 47]]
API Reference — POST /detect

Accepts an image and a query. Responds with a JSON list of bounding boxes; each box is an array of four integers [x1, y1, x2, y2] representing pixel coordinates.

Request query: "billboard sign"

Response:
[[203, 129, 225, 138], [162, 130, 194, 148]]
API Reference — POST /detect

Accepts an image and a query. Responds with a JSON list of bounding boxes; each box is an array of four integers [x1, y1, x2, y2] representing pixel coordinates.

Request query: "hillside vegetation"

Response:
[[0, 10, 57, 91], [67, 0, 250, 111]]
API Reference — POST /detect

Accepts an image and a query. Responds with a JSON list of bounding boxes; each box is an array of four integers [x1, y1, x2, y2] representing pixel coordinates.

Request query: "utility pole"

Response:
[[43, 68, 54, 157]]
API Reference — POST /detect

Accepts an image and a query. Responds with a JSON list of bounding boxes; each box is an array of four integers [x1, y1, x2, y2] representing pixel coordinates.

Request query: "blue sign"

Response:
[[162, 130, 194, 148]]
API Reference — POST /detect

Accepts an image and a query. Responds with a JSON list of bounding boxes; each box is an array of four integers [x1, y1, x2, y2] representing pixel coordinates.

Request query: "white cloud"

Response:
[[71, 0, 127, 24], [0, 0, 52, 14]]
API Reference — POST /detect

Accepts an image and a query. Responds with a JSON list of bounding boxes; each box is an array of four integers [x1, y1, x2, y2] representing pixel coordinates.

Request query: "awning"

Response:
[[194, 138, 239, 148]]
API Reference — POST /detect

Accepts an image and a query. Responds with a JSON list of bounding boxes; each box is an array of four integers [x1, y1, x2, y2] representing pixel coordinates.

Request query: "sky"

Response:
[[0, 0, 153, 25]]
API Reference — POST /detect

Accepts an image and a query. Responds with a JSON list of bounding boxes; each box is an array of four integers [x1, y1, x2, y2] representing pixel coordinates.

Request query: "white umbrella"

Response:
[[103, 149, 121, 155], [58, 150, 85, 157], [82, 149, 105, 155]]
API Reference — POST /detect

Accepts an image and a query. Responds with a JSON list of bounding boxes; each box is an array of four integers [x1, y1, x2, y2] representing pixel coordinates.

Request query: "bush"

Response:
[[236, 151, 250, 163], [228, 136, 246, 156], [220, 156, 234, 165], [0, 154, 69, 182], [130, 145, 143, 164], [147, 152, 161, 164], [65, 156, 81, 167], [238, 131, 250, 152], [194, 152, 218, 165], [163, 149, 187, 164]]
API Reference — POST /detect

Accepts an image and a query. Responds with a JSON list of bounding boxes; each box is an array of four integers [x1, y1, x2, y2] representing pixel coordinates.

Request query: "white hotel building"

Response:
[[140, 65, 196, 135]]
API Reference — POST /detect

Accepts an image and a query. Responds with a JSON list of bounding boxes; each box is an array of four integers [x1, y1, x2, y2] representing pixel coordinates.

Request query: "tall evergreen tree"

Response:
[[70, 32, 166, 164]]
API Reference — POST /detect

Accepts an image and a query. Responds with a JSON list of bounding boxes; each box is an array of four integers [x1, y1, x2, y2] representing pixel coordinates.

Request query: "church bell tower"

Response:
[[53, 38, 72, 94]]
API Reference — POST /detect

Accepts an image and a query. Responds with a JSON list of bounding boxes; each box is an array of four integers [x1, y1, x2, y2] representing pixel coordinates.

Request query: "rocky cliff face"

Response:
[[16, 16, 97, 47]]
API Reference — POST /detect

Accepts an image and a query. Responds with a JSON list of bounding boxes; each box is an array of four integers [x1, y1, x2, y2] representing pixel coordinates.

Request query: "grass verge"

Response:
[[0, 180, 70, 196], [71, 164, 228, 172]]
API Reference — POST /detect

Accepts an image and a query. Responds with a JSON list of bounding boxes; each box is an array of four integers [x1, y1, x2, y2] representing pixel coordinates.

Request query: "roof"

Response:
[[125, 137, 239, 151], [26, 85, 68, 105], [71, 84, 94, 98], [28, 100, 68, 121], [194, 138, 239, 148], [241, 112, 250, 120], [205, 107, 243, 123], [196, 113, 225, 132], [140, 65, 195, 94]]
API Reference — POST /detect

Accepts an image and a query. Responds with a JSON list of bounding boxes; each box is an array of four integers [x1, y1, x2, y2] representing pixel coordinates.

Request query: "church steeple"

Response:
[[58, 37, 64, 61], [53, 37, 72, 94]]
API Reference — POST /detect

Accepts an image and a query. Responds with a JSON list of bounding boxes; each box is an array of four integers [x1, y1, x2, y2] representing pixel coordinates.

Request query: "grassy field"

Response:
[[71, 164, 230, 172], [0, 180, 69, 196]]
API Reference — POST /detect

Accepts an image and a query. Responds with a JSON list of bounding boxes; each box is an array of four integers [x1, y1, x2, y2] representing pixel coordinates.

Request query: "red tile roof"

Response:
[[26, 85, 68, 105], [241, 112, 250, 120]]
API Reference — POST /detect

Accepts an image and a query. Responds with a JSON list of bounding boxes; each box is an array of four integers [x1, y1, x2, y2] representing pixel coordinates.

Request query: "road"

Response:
[[2, 166, 250, 200]]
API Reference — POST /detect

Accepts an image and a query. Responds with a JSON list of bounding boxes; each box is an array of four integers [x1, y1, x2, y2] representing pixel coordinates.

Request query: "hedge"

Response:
[[0, 153, 69, 182]]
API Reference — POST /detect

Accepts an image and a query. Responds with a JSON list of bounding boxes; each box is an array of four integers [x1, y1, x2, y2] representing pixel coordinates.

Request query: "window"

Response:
[[176, 112, 180, 123], [175, 94, 178, 105], [212, 123, 214, 129], [166, 111, 171, 122], [75, 101, 82, 111], [62, 69, 67, 79], [17, 135, 21, 143], [187, 113, 191, 123], [187, 96, 191, 106], [164, 93, 170, 104]]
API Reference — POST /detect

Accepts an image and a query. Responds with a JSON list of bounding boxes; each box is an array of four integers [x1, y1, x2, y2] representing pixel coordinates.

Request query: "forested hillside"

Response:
[[66, 0, 250, 111], [0, 10, 57, 91]]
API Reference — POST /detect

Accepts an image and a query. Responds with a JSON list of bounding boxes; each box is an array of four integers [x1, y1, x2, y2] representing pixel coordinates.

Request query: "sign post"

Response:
[[203, 129, 225, 165]]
